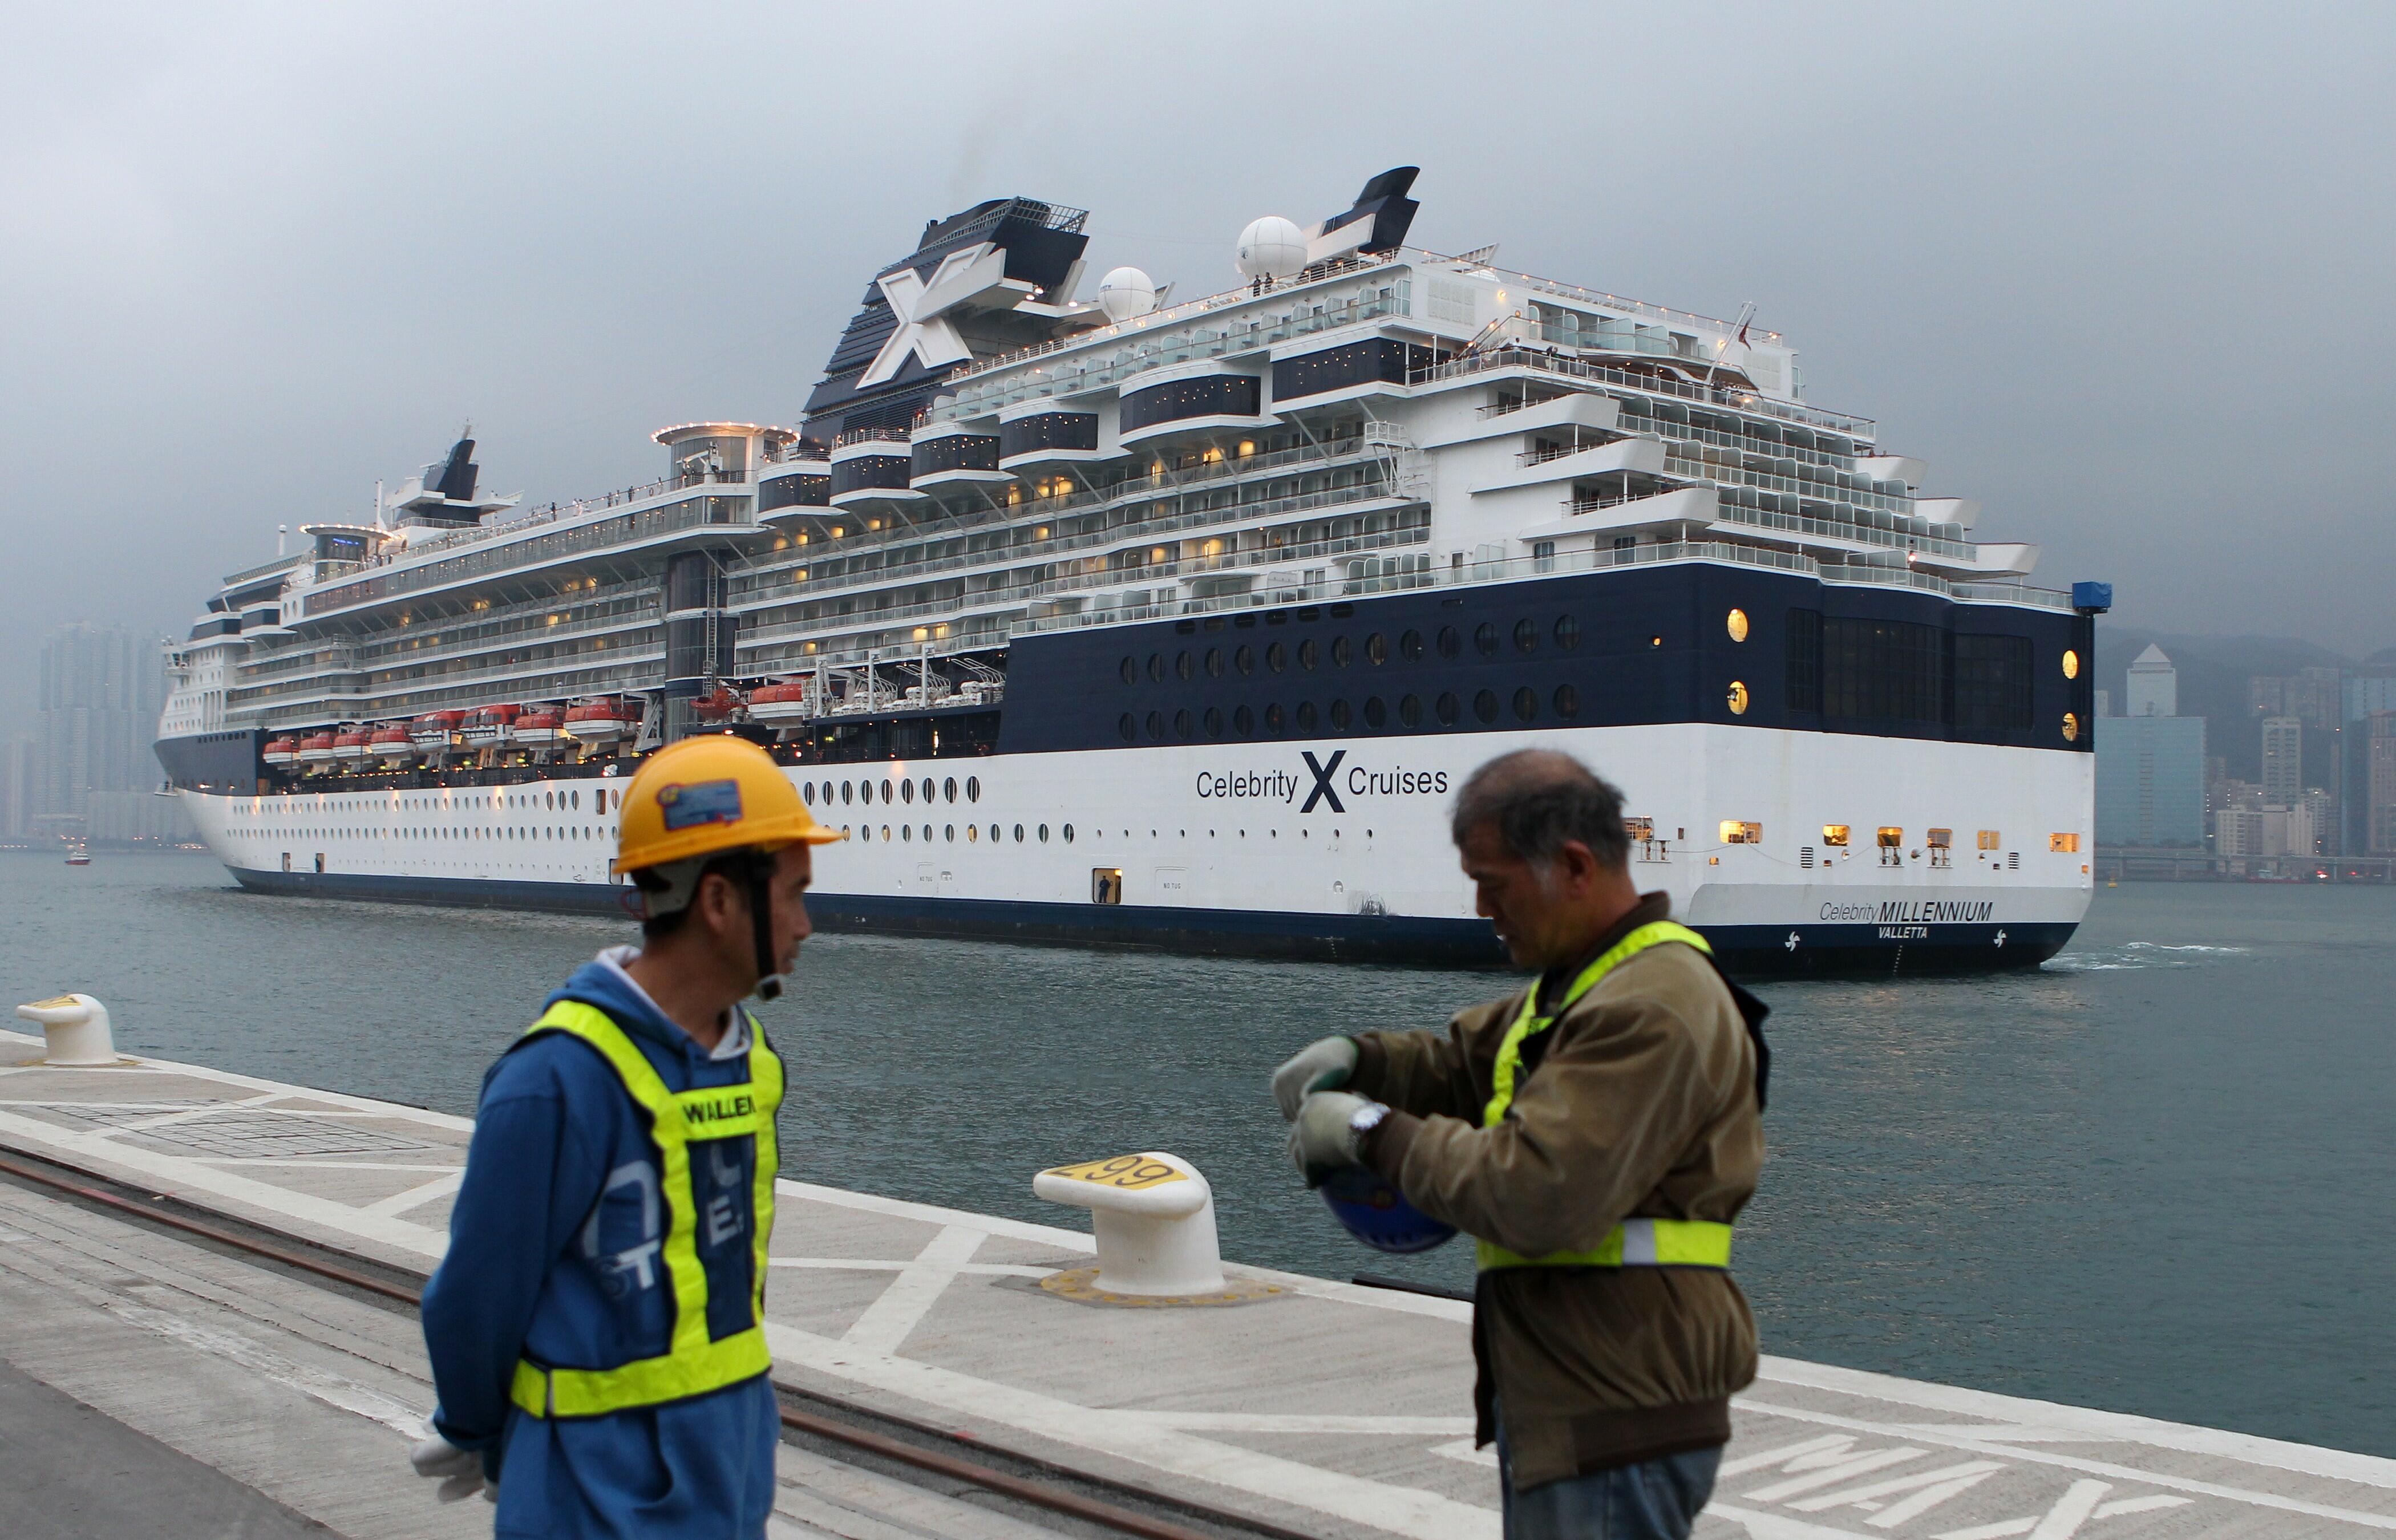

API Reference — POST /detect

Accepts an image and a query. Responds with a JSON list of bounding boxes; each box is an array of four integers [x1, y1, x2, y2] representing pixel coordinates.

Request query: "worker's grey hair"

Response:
[[1449, 749, 1630, 872]]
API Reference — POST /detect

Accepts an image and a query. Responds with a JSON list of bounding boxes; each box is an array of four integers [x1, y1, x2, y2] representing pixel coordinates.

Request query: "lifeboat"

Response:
[[565, 698, 638, 743], [410, 710, 467, 753], [691, 686, 743, 722], [262, 737, 299, 767], [462, 704, 523, 747], [515, 709, 564, 748], [297, 731, 338, 765], [331, 728, 373, 762], [370, 725, 415, 766], [746, 680, 813, 724]]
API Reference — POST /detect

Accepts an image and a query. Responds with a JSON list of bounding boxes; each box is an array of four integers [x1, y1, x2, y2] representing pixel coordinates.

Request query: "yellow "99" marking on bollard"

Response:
[[1041, 1155, 1185, 1190]]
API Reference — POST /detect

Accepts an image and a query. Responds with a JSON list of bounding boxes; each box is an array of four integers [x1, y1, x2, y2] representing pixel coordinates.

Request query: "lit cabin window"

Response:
[[2049, 833, 2082, 853], [1719, 820, 1762, 845], [1927, 829, 1953, 849], [1977, 829, 2001, 850], [1821, 824, 1849, 846], [1624, 816, 1655, 842], [1726, 608, 1749, 642], [1877, 827, 1904, 848]]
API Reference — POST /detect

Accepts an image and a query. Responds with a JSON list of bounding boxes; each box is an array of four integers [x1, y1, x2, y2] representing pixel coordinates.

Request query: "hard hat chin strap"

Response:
[[746, 858, 782, 1003]]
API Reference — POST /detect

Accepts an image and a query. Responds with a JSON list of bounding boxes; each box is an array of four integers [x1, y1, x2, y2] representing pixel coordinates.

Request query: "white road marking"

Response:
[[107, 1302, 426, 1438], [841, 1225, 986, 1356], [102, 1092, 282, 1137], [768, 1258, 1054, 1279], [361, 1169, 464, 1218], [1431, 1437, 1497, 1469], [1141, 1412, 1477, 1436], [1782, 1461, 2005, 1529]]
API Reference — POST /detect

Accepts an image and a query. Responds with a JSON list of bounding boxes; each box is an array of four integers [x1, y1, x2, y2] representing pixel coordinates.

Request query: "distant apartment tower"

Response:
[[33, 623, 183, 842], [2261, 716, 2303, 806], [2126, 644, 2177, 717], [2216, 801, 2317, 861], [2370, 711, 2396, 854]]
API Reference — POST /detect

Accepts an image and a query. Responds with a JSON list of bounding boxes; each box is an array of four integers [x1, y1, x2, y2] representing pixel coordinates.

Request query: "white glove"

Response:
[[410, 1421, 492, 1503], [1272, 1036, 1359, 1121]]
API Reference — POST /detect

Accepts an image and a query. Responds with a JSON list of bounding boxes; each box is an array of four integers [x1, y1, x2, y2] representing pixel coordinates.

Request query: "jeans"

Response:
[[1495, 1415, 1721, 1540]]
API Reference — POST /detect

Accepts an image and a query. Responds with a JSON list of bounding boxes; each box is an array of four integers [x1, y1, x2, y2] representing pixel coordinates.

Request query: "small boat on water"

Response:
[[64, 843, 91, 866]]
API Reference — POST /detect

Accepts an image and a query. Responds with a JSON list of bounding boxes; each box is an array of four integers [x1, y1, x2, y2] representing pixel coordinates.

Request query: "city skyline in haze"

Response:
[[4, 2, 2393, 721]]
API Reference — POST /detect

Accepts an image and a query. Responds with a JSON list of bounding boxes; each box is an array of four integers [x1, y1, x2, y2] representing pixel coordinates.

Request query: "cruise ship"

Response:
[[156, 169, 2106, 973]]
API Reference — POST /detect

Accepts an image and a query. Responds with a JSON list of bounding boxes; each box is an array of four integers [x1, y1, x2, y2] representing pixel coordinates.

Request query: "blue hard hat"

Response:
[[1317, 1167, 1456, 1254]]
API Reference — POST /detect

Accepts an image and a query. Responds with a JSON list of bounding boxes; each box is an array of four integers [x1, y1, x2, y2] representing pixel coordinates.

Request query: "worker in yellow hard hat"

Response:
[[414, 735, 841, 1537]]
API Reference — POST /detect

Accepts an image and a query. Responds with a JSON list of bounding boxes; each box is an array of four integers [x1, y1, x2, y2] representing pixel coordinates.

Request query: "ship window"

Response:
[[1265, 703, 1286, 733], [945, 824, 954, 841], [1978, 829, 2001, 850], [1120, 657, 1138, 685], [1436, 692, 1459, 726], [1928, 828, 1953, 849], [1785, 609, 1822, 712], [881, 825, 891, 841], [1823, 617, 1942, 724], [901, 780, 915, 803], [1233, 704, 1254, 735], [1176, 651, 1193, 682], [1038, 824, 1050, 842], [1954, 634, 2034, 732], [1399, 630, 1423, 662], [1235, 644, 1254, 676], [1266, 641, 1288, 673], [1553, 684, 1578, 719], [1877, 826, 1903, 848], [1146, 711, 1164, 740], [839, 781, 852, 803], [1091, 868, 1123, 904], [1474, 690, 1499, 724], [1553, 615, 1580, 651], [1174, 709, 1193, 739], [1363, 697, 1386, 728], [968, 824, 978, 842], [860, 825, 871, 842], [1365, 633, 1387, 666], [1147, 654, 1165, 683], [921, 778, 934, 803], [1204, 706, 1224, 738], [2050, 832, 2081, 852], [1475, 623, 1499, 657], [1438, 626, 1461, 660], [1296, 702, 1318, 731], [1205, 648, 1224, 678], [1721, 821, 1762, 844], [1329, 699, 1352, 730], [1298, 639, 1319, 671], [1822, 824, 1850, 846], [1014, 824, 1025, 842], [1063, 824, 1074, 843], [1331, 636, 1351, 668], [1514, 619, 1538, 655], [966, 777, 980, 803], [883, 780, 896, 803], [1513, 687, 1537, 722], [1400, 694, 1422, 727], [902, 823, 912, 840]]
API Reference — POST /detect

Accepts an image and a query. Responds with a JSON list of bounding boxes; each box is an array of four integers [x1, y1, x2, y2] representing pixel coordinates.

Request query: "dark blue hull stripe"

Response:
[[224, 867, 2074, 975]]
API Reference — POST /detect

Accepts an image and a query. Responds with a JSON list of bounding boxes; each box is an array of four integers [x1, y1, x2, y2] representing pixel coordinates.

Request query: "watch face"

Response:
[[1350, 1103, 1387, 1134]]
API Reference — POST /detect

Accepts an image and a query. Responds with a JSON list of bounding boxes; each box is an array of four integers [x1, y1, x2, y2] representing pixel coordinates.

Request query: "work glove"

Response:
[[410, 1421, 493, 1504], [1289, 1091, 1381, 1187], [1272, 1036, 1359, 1121]]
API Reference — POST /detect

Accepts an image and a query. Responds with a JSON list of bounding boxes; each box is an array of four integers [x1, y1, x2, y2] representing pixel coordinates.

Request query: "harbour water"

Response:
[[3, 849, 2387, 1458]]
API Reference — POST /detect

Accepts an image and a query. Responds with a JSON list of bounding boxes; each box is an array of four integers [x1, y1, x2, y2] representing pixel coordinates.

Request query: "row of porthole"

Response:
[[1123, 617, 1584, 686], [1120, 685, 1579, 743], [802, 776, 983, 808], [246, 824, 600, 842], [844, 822, 1067, 845]]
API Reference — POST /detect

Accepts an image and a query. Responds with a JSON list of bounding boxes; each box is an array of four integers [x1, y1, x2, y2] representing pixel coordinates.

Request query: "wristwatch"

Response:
[[1347, 1099, 1390, 1156]]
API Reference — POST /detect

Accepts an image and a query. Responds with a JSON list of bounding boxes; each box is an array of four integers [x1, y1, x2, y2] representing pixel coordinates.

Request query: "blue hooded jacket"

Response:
[[422, 948, 780, 1539]]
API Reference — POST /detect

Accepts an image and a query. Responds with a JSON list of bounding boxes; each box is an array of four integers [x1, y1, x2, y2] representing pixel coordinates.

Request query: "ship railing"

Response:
[[1662, 452, 1915, 518], [830, 426, 913, 448], [221, 552, 307, 587], [738, 471, 1408, 608], [1412, 347, 1875, 439], [725, 434, 1383, 595], [1648, 491, 1980, 562]]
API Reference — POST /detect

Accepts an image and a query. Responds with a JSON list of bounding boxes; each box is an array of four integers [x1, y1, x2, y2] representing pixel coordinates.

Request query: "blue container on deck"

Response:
[[1318, 1168, 1457, 1254], [2072, 581, 2113, 614]]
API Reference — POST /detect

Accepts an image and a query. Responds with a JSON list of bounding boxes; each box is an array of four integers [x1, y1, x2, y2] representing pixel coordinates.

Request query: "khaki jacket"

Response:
[[1350, 895, 1763, 1489]]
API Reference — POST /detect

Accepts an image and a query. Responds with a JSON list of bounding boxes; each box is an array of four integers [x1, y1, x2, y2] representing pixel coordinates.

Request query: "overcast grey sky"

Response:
[[4, 1, 2390, 717]]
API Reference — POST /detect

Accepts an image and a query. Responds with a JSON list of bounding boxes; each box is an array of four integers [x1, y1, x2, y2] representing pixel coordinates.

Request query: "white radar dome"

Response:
[[1235, 216, 1308, 281], [1096, 266, 1158, 322]]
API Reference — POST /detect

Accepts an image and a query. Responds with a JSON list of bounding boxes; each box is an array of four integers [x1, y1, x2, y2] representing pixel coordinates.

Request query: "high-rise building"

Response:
[[2216, 801, 2316, 861], [2261, 716, 2303, 806], [2096, 714, 2206, 846], [2093, 688, 2112, 719], [2369, 711, 2396, 854], [2126, 644, 2178, 717], [0, 732, 35, 841], [30, 624, 185, 844]]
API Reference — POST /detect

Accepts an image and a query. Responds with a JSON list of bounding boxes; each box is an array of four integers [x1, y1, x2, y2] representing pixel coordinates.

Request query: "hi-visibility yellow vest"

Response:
[[1476, 921, 1735, 1274], [508, 1000, 783, 1419]]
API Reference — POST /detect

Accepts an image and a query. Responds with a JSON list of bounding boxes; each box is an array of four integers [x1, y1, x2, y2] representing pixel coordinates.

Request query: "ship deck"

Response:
[[2, 1027, 2387, 1539]]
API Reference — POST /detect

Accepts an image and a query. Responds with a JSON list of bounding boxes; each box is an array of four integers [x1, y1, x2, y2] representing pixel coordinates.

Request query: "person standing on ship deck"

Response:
[[1277, 749, 1770, 1540], [412, 736, 841, 1538]]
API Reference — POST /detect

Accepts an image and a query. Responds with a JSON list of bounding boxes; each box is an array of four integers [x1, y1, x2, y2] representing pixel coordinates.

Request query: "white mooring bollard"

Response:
[[16, 994, 124, 1067], [1033, 1150, 1225, 1297]]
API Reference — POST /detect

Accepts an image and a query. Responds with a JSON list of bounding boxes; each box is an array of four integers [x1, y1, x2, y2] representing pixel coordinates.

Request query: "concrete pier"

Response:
[[2, 1026, 2391, 1539]]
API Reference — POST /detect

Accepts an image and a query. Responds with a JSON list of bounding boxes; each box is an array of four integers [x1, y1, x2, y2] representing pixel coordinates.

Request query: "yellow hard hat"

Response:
[[611, 734, 842, 875]]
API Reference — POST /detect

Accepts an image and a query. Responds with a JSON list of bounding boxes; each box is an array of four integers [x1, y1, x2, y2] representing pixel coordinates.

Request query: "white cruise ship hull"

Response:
[[176, 722, 2091, 975]]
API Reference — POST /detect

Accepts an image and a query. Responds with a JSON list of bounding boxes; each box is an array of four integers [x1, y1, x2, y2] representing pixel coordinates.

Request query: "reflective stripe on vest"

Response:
[[1475, 920, 1734, 1274], [509, 999, 784, 1419]]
